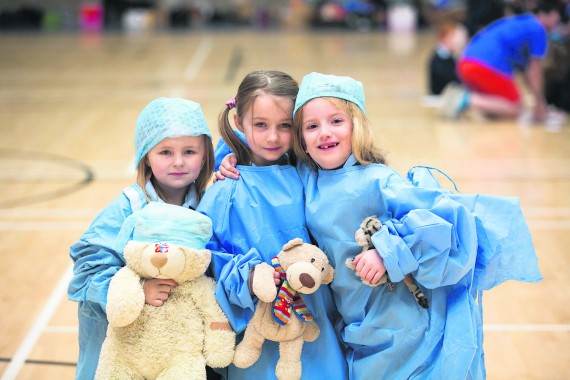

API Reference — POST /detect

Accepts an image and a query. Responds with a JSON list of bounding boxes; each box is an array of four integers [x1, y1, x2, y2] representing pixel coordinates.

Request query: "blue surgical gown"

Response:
[[406, 166, 543, 292], [67, 182, 199, 380], [298, 156, 541, 380], [197, 164, 348, 380]]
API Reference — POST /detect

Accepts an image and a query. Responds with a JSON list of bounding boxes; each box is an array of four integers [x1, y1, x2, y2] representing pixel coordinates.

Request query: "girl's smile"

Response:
[[301, 98, 353, 170], [318, 142, 340, 150]]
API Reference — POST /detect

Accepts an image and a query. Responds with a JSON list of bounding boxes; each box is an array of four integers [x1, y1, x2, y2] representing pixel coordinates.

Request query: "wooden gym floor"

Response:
[[0, 28, 568, 380]]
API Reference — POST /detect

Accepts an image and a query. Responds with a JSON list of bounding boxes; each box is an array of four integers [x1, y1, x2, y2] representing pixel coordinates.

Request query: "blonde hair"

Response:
[[136, 134, 214, 203], [292, 97, 387, 170], [219, 70, 299, 165]]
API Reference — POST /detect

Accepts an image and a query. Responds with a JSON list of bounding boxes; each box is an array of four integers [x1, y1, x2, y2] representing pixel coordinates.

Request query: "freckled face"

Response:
[[301, 98, 353, 170]]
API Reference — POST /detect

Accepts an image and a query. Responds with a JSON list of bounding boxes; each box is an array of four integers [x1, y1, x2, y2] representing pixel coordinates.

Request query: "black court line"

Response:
[[0, 357, 76, 367], [0, 149, 94, 209], [224, 46, 243, 83]]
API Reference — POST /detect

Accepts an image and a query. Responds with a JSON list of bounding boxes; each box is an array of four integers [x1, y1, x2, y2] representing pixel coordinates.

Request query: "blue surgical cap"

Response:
[[293, 72, 366, 117], [130, 202, 212, 249], [134, 97, 212, 168]]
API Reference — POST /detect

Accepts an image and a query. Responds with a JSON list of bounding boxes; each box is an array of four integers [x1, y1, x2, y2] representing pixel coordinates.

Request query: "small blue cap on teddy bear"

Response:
[[120, 202, 212, 250]]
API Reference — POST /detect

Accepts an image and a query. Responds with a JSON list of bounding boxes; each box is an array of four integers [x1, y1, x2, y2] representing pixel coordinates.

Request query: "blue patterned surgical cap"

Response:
[[293, 72, 366, 117], [134, 97, 212, 168], [131, 202, 212, 249]]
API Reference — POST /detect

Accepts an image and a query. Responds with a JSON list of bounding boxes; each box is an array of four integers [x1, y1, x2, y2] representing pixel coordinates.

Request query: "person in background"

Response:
[[427, 20, 467, 95], [67, 97, 217, 380], [440, 2, 561, 121]]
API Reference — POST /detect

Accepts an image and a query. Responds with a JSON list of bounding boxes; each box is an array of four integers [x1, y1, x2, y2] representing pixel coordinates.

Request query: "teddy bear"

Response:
[[95, 202, 235, 380], [232, 238, 334, 380], [346, 215, 429, 309]]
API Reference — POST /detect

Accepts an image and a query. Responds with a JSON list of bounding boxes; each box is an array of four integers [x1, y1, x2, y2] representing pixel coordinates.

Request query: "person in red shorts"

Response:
[[440, 2, 561, 121]]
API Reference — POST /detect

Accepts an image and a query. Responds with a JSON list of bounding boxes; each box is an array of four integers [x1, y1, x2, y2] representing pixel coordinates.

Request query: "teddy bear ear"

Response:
[[283, 237, 304, 251]]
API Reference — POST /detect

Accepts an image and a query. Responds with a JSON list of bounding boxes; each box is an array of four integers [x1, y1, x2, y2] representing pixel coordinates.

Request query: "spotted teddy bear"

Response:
[[346, 215, 429, 309]]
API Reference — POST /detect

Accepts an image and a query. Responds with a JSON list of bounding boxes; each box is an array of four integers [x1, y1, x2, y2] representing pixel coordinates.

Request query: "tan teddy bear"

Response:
[[346, 215, 429, 309], [95, 202, 235, 380], [232, 238, 334, 380]]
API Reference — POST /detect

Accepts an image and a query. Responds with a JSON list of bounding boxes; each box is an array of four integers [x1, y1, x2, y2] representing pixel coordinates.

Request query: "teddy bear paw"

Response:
[[204, 329, 236, 367], [233, 344, 262, 369], [345, 257, 356, 270], [275, 361, 301, 380]]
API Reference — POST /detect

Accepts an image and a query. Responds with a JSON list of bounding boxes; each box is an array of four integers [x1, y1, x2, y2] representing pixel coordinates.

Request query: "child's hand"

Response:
[[142, 278, 178, 306], [352, 249, 386, 285], [214, 154, 240, 182]]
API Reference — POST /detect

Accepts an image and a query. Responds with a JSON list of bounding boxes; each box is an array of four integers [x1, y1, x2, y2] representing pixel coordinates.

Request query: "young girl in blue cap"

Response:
[[289, 72, 542, 379], [68, 97, 216, 380], [197, 71, 348, 380]]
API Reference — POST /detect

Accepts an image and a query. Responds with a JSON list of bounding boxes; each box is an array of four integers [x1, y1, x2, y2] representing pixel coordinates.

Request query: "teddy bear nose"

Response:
[[151, 252, 168, 268], [299, 273, 315, 288]]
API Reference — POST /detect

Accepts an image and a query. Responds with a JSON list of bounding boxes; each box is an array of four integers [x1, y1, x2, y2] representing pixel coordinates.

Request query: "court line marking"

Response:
[[43, 326, 79, 333], [1, 264, 73, 380], [0, 208, 100, 218], [183, 37, 213, 81], [522, 207, 570, 217], [0, 222, 90, 231], [484, 324, 570, 332], [526, 221, 570, 230]]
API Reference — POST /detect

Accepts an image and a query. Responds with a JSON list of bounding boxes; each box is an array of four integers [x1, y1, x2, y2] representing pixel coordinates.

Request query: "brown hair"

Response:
[[219, 70, 299, 165], [136, 134, 214, 203], [435, 21, 458, 40], [292, 97, 387, 170]]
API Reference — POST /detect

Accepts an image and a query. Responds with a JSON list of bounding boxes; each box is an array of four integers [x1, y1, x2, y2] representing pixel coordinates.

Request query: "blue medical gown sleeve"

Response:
[[198, 180, 264, 333], [67, 191, 140, 380], [214, 130, 246, 171], [465, 194, 543, 290], [407, 166, 542, 290], [205, 237, 263, 333], [67, 193, 134, 320], [370, 169, 478, 288]]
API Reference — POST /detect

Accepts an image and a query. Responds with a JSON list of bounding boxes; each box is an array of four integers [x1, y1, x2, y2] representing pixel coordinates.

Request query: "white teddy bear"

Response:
[[95, 202, 235, 379]]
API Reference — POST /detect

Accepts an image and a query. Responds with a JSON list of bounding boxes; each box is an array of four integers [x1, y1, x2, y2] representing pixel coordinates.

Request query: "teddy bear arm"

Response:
[[106, 266, 145, 327], [252, 262, 278, 302], [190, 276, 233, 329]]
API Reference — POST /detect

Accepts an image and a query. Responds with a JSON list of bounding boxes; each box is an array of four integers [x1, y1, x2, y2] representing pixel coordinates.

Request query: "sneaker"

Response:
[[439, 83, 468, 119], [546, 106, 567, 126]]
